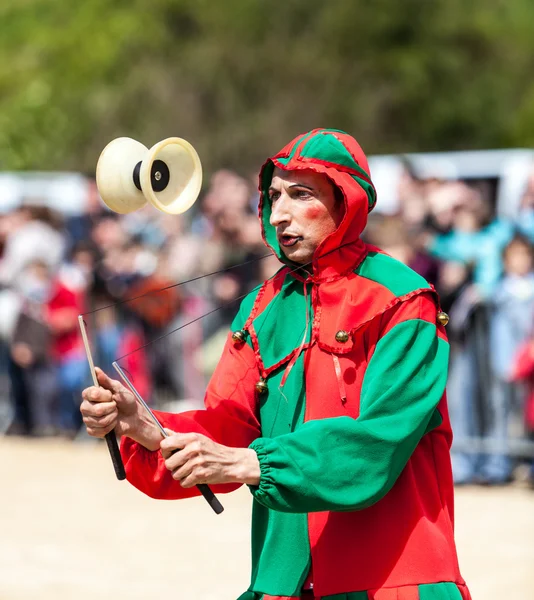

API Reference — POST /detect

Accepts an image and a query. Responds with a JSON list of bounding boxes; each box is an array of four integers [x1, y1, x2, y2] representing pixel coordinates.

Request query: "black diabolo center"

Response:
[[132, 159, 170, 192]]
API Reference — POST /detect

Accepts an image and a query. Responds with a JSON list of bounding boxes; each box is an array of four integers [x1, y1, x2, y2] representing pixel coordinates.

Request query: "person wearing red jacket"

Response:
[[81, 129, 470, 600]]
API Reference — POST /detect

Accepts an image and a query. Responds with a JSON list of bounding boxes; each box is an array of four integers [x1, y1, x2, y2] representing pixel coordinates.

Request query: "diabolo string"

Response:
[[112, 240, 356, 367], [80, 252, 274, 316]]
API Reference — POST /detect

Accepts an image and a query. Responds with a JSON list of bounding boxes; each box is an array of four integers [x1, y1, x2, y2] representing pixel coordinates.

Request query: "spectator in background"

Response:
[[126, 244, 181, 400], [395, 158, 427, 231], [0, 205, 65, 287], [47, 257, 88, 437], [510, 337, 534, 487], [57, 240, 98, 299], [515, 162, 534, 243], [159, 214, 205, 283], [426, 182, 512, 298], [8, 260, 57, 436], [89, 288, 153, 405], [450, 235, 534, 484], [191, 169, 252, 237], [366, 215, 440, 287], [488, 235, 534, 482]]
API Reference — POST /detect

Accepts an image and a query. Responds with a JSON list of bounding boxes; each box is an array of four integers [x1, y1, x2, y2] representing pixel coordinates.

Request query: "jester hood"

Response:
[[259, 128, 377, 281]]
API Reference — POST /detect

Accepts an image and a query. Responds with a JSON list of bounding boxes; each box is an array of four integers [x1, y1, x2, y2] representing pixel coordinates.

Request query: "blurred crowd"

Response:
[[365, 159, 534, 487], [0, 171, 279, 438], [1, 160, 534, 488]]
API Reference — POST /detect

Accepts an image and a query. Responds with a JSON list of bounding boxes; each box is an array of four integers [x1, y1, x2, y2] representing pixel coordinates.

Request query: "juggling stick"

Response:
[[78, 316, 126, 481]]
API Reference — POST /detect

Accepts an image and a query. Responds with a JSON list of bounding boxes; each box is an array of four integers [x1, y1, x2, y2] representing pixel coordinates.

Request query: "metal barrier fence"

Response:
[[448, 301, 534, 462]]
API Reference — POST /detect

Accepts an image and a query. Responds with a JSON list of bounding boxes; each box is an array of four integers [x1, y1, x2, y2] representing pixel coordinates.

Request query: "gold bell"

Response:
[[232, 330, 246, 343], [437, 311, 449, 326], [335, 330, 350, 343], [255, 378, 268, 394]]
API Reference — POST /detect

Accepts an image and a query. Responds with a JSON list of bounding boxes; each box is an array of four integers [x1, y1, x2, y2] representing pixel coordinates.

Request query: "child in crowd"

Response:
[[449, 234, 534, 484], [488, 235, 534, 481], [506, 234, 534, 484]]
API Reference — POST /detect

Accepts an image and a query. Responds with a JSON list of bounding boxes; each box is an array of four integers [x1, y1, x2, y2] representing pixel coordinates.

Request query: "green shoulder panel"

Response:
[[230, 271, 313, 367], [252, 278, 313, 371], [355, 251, 431, 298], [231, 284, 264, 332], [230, 280, 269, 349], [418, 582, 463, 599]]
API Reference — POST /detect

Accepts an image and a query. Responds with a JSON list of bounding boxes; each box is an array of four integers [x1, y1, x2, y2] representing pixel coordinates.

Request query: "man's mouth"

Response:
[[279, 234, 303, 247]]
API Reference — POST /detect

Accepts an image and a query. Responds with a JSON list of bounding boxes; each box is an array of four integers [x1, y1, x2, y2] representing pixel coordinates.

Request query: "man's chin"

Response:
[[280, 247, 312, 266]]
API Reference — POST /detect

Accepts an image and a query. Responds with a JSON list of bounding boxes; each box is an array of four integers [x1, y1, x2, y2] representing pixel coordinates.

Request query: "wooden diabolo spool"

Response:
[[96, 136, 203, 215]]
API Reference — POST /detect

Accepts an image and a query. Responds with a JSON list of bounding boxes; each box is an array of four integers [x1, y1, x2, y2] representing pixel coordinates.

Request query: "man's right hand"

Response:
[[80, 367, 162, 451], [80, 367, 138, 439]]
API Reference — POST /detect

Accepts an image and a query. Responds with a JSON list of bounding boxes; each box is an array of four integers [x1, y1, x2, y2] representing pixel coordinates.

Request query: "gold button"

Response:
[[232, 330, 246, 343], [335, 330, 350, 343], [255, 378, 268, 394], [437, 311, 449, 326]]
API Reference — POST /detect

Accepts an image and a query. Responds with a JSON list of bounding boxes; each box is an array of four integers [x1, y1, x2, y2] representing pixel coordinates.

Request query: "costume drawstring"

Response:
[[331, 353, 347, 404], [280, 282, 310, 389]]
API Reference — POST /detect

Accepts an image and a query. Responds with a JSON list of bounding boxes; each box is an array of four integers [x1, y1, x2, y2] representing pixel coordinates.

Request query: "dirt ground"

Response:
[[0, 437, 533, 600]]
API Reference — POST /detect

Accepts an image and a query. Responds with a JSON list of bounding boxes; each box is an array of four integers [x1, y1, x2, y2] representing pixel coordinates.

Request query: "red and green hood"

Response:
[[259, 128, 377, 281]]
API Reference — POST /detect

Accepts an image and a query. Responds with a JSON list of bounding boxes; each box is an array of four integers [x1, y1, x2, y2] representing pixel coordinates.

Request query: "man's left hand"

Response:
[[160, 431, 261, 488]]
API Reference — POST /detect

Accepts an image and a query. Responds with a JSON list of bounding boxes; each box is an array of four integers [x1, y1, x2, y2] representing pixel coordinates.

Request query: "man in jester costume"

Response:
[[81, 129, 471, 599]]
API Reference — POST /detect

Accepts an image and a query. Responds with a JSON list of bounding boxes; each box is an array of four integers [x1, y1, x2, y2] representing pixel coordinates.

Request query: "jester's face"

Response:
[[267, 167, 344, 265]]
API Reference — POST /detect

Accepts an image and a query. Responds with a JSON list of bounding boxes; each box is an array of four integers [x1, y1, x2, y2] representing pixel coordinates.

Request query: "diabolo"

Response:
[[96, 137, 202, 214]]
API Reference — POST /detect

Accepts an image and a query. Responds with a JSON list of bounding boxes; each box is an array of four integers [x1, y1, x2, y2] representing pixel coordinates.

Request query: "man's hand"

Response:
[[80, 367, 161, 450], [160, 431, 261, 488]]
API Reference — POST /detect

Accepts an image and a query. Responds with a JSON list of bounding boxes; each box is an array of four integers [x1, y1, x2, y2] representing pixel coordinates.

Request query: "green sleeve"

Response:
[[248, 318, 449, 513]]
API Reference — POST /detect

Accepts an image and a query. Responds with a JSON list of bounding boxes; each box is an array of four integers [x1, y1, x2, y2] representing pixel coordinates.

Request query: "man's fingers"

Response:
[[180, 468, 208, 488], [160, 432, 200, 455], [80, 399, 117, 419], [171, 462, 194, 482], [82, 409, 118, 429], [178, 475, 196, 488], [163, 445, 195, 470], [82, 385, 112, 404], [95, 367, 123, 394], [86, 424, 115, 438], [161, 446, 179, 460]]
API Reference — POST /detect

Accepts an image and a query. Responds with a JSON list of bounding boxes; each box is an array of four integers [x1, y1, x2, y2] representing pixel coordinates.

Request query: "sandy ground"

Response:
[[0, 437, 533, 600]]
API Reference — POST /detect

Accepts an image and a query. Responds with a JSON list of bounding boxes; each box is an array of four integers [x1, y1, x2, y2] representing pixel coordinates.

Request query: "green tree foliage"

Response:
[[0, 0, 533, 174]]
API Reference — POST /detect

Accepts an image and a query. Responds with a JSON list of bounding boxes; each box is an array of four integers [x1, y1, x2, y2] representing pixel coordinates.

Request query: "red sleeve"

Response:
[[120, 333, 261, 500]]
